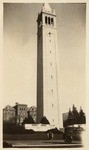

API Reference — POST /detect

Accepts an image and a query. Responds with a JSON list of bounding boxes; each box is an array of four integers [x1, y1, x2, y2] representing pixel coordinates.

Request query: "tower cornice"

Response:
[[41, 11, 56, 17]]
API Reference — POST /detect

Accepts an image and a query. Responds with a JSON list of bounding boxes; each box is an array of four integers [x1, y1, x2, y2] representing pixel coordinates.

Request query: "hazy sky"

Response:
[[3, 3, 86, 113]]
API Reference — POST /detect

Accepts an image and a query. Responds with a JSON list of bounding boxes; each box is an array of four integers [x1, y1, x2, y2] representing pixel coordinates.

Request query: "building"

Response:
[[3, 103, 37, 125], [37, 3, 61, 126], [14, 102, 28, 124], [63, 112, 68, 124], [3, 105, 15, 124]]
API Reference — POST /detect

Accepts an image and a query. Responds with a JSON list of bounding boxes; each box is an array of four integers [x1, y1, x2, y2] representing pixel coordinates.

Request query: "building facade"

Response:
[[3, 103, 37, 125], [63, 112, 68, 125], [37, 4, 60, 126], [3, 105, 15, 124], [14, 103, 28, 124]]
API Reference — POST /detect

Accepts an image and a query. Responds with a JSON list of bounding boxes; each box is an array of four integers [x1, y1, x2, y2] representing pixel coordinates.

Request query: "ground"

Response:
[[3, 139, 83, 148]]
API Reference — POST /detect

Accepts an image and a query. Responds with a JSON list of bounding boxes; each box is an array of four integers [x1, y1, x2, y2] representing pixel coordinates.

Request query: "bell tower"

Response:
[[37, 3, 60, 126]]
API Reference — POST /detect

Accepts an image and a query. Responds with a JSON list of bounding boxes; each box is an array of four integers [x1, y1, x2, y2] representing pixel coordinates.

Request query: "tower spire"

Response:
[[42, 3, 55, 15], [42, 3, 52, 12]]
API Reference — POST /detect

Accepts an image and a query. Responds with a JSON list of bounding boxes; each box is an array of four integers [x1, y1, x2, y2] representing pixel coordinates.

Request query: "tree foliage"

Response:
[[79, 107, 86, 124], [40, 116, 50, 124], [72, 104, 79, 124], [63, 105, 86, 127]]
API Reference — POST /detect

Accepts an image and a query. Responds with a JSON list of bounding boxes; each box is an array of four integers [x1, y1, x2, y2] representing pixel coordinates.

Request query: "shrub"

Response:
[[47, 128, 63, 134], [22, 115, 35, 125], [40, 116, 50, 124]]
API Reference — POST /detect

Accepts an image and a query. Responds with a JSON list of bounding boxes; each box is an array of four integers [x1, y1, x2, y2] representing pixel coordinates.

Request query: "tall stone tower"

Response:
[[37, 3, 60, 127]]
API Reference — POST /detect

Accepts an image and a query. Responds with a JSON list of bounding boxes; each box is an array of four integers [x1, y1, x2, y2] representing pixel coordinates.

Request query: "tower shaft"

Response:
[[37, 4, 60, 126]]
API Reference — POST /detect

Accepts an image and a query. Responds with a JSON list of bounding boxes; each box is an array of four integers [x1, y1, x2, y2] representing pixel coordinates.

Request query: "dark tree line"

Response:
[[22, 115, 50, 124], [64, 105, 86, 127]]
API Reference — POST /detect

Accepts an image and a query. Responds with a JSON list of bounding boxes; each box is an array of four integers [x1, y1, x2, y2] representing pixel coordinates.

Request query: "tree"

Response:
[[79, 107, 86, 124], [63, 105, 86, 127], [40, 116, 50, 124], [72, 104, 79, 124], [67, 108, 74, 125], [64, 108, 74, 127]]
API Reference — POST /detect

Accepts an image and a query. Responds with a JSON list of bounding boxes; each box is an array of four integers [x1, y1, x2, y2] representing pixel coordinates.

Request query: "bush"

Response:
[[22, 115, 35, 125], [40, 116, 50, 124], [47, 128, 63, 134], [3, 124, 36, 134], [3, 123, 16, 134], [25, 129, 35, 134]]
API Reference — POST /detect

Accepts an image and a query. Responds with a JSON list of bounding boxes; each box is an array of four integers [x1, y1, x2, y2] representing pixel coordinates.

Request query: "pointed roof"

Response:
[[4, 105, 15, 111], [42, 3, 51, 12], [42, 3, 56, 15]]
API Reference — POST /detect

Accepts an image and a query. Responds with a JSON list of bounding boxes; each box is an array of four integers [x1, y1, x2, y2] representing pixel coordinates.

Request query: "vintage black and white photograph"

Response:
[[3, 2, 86, 148]]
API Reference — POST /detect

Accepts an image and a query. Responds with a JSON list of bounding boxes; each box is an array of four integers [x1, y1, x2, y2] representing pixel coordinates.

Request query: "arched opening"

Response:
[[45, 16, 47, 24], [48, 17, 50, 24], [51, 18, 54, 25]]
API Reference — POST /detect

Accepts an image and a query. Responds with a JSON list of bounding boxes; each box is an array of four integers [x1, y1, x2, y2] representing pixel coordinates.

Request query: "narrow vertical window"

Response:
[[52, 104, 54, 107], [51, 18, 54, 25], [45, 16, 47, 24], [48, 17, 50, 24], [50, 62, 52, 66], [51, 75, 53, 78], [51, 89, 53, 92]]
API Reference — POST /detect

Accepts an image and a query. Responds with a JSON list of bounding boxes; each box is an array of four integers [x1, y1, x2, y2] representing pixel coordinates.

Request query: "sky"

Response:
[[3, 3, 86, 113]]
